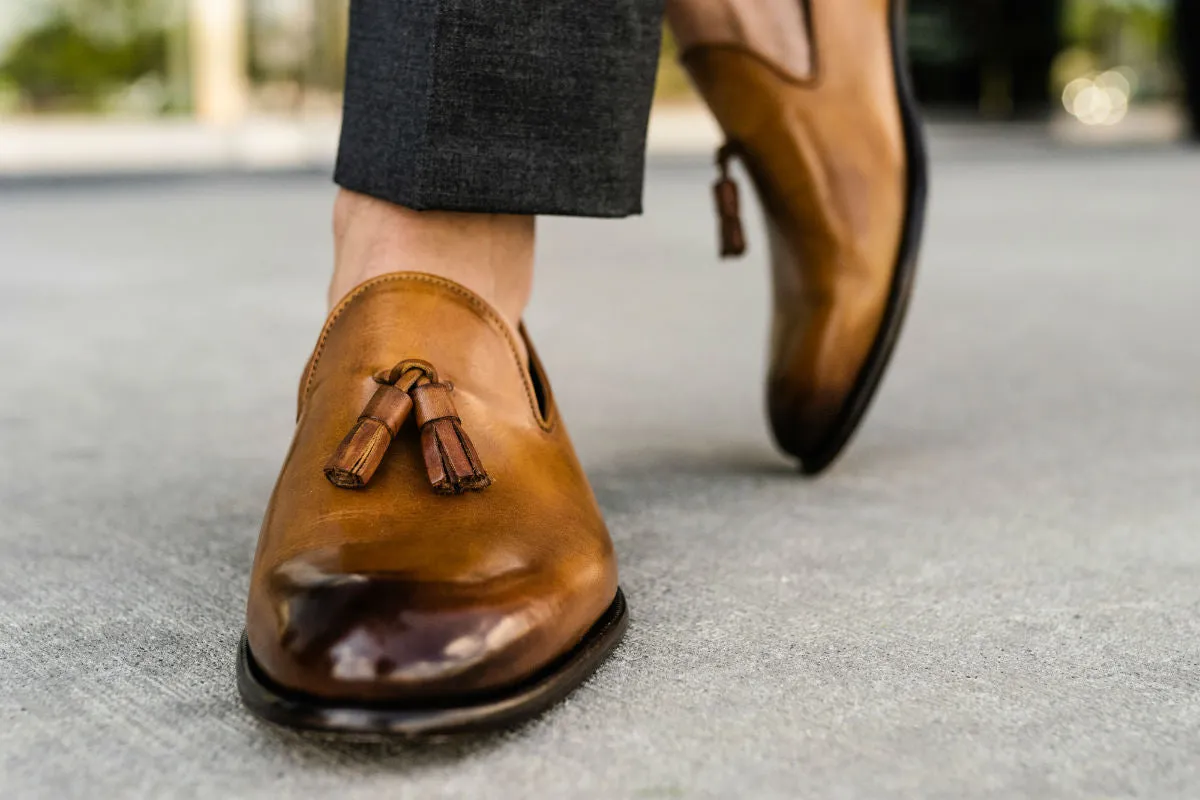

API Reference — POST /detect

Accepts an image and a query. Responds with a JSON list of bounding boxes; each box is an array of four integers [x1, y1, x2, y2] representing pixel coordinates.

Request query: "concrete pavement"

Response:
[[2, 138, 1200, 798]]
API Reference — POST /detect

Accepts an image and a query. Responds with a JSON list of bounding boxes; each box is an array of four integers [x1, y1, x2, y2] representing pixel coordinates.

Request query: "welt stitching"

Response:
[[300, 273, 553, 431]]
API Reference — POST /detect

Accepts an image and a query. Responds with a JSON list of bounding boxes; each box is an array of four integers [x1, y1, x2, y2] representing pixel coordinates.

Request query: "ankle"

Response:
[[666, 0, 813, 79], [330, 190, 535, 340]]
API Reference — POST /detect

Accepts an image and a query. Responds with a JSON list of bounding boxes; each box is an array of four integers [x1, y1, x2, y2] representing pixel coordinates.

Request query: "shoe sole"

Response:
[[236, 588, 629, 738], [797, 0, 929, 475]]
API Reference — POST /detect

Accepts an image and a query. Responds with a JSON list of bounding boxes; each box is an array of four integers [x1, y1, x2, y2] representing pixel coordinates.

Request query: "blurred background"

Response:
[[0, 0, 1197, 175]]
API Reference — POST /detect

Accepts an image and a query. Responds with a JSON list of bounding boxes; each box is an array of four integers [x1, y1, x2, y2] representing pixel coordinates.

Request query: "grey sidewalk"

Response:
[[2, 138, 1200, 798]]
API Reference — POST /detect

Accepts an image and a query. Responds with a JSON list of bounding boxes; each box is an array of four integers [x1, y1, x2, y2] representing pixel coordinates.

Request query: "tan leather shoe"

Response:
[[682, 0, 928, 474], [237, 273, 627, 736]]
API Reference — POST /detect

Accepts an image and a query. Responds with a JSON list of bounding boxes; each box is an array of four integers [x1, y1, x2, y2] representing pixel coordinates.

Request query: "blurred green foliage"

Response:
[[1060, 0, 1175, 96], [1064, 0, 1171, 47], [0, 14, 166, 111], [0, 0, 175, 113]]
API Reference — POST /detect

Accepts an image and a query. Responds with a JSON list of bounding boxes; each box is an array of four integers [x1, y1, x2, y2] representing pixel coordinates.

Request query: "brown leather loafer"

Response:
[[237, 273, 627, 736], [682, 0, 928, 474]]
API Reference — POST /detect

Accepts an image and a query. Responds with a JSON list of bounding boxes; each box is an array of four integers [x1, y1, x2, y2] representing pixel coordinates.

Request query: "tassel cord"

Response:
[[714, 141, 748, 259]]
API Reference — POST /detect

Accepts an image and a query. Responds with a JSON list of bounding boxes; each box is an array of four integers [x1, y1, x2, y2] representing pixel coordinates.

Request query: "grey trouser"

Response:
[[334, 0, 666, 218]]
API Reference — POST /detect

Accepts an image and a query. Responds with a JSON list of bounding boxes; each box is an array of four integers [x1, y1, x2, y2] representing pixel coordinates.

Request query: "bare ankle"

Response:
[[666, 0, 813, 79], [330, 190, 535, 351]]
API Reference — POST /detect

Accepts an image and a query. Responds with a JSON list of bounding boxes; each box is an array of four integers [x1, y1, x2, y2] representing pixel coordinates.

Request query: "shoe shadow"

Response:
[[247, 714, 550, 769]]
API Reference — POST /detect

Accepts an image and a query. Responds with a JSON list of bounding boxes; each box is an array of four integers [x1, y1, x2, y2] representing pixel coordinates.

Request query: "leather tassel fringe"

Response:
[[714, 141, 747, 258], [411, 382, 492, 494], [324, 359, 490, 494], [325, 416, 397, 489], [324, 381, 413, 489]]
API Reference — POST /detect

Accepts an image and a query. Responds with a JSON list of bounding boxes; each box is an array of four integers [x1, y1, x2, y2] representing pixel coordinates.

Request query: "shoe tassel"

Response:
[[324, 359, 491, 494], [714, 141, 747, 258]]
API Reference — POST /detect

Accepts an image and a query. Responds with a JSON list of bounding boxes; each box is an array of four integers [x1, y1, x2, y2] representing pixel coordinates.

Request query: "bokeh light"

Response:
[[1062, 69, 1135, 126]]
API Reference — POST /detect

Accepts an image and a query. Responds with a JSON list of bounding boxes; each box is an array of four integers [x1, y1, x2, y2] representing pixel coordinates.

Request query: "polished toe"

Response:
[[766, 294, 886, 467], [248, 548, 603, 702], [767, 378, 846, 466]]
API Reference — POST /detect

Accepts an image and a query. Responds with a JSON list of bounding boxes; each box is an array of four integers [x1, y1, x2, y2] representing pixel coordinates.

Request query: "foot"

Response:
[[676, 0, 926, 473], [665, 0, 814, 81], [239, 273, 626, 735], [331, 189, 534, 360]]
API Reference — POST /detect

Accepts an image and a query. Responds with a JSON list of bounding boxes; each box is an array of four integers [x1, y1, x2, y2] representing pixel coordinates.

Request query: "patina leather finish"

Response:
[[245, 273, 617, 703], [682, 0, 911, 468]]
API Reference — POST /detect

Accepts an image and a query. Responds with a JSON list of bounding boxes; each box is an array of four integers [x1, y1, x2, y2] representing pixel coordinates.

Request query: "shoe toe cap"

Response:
[[768, 378, 848, 460], [246, 549, 611, 703]]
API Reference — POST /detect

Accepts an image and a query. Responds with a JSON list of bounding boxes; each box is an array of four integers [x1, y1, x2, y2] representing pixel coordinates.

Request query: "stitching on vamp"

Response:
[[300, 273, 553, 431]]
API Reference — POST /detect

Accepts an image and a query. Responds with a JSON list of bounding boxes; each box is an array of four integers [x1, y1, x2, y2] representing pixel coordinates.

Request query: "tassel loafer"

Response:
[[684, 0, 928, 473], [238, 273, 627, 736]]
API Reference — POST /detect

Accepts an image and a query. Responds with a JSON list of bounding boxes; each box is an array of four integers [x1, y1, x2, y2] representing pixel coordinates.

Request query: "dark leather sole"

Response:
[[796, 0, 929, 475], [236, 588, 629, 738]]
